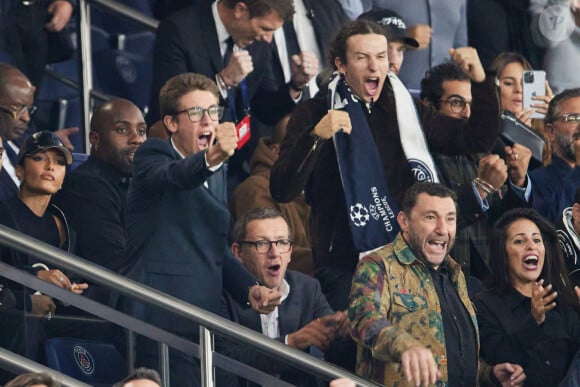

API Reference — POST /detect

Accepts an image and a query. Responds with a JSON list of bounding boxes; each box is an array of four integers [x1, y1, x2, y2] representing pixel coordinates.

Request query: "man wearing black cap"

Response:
[[358, 9, 419, 76]]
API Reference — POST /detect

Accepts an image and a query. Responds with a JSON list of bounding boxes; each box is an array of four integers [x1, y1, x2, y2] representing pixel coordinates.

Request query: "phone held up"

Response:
[[522, 70, 546, 120]]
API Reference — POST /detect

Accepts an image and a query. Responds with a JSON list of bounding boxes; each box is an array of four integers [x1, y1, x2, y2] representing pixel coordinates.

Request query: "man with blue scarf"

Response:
[[270, 19, 500, 332]]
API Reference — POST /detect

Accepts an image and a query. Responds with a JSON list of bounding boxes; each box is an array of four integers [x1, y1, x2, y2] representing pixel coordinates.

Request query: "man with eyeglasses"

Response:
[[0, 63, 36, 200], [420, 53, 533, 281], [124, 73, 281, 387], [531, 88, 580, 221], [148, 0, 310, 195], [224, 207, 349, 386]]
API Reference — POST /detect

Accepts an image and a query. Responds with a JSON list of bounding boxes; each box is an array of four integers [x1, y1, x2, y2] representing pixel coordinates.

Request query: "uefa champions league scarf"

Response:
[[328, 72, 439, 255]]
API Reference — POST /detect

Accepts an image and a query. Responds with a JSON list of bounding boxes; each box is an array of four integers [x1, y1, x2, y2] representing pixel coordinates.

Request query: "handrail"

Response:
[[0, 348, 91, 387], [87, 0, 159, 30], [1, 261, 292, 387], [0, 225, 378, 386], [43, 68, 112, 102]]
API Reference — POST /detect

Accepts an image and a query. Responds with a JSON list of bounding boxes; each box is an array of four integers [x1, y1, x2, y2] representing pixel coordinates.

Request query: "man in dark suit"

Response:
[[224, 207, 349, 386], [148, 0, 317, 189], [0, 63, 78, 202], [125, 73, 281, 386], [0, 63, 36, 201], [271, 0, 348, 100]]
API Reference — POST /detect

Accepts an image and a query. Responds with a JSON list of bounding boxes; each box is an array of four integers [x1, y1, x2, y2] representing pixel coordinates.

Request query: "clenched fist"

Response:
[[313, 110, 351, 139], [221, 50, 254, 87], [206, 122, 238, 166]]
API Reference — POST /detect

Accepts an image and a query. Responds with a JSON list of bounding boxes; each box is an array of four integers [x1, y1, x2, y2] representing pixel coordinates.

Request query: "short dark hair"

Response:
[[159, 73, 219, 119], [329, 19, 388, 69], [5, 372, 60, 387], [113, 367, 162, 387], [400, 182, 457, 215], [545, 87, 580, 125], [487, 208, 577, 309], [221, 0, 294, 21], [420, 61, 470, 110], [233, 207, 291, 242]]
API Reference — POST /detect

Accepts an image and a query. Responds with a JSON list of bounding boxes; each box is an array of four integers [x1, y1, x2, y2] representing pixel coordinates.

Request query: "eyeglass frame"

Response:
[[173, 105, 224, 123], [0, 104, 37, 119], [551, 112, 580, 124], [237, 239, 295, 254], [439, 97, 473, 114]]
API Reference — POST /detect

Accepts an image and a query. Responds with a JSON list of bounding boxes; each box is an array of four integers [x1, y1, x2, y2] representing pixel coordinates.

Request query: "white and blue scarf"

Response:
[[328, 72, 438, 255]]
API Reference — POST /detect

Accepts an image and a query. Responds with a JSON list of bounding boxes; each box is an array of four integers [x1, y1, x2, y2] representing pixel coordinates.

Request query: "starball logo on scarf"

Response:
[[349, 186, 396, 232]]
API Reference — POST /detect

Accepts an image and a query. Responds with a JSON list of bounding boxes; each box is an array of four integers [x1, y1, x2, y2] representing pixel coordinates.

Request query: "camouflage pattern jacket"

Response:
[[349, 233, 495, 386]]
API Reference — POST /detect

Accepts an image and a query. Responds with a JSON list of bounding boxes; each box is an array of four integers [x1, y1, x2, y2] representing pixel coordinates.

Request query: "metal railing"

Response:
[[76, 0, 159, 152], [0, 225, 377, 386], [0, 348, 91, 387]]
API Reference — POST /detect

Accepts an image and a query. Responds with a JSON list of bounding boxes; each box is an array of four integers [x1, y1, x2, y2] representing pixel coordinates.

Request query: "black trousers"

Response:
[[2, 0, 51, 86]]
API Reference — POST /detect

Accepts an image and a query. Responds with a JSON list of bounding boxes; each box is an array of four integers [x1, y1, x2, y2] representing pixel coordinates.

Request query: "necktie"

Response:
[[283, 21, 300, 58], [223, 37, 234, 69], [3, 140, 18, 166]]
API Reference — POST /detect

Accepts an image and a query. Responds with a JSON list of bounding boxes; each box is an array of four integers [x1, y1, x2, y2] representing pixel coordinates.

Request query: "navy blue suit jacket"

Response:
[[531, 154, 580, 222], [147, 1, 295, 126], [125, 138, 255, 336], [223, 270, 334, 385]]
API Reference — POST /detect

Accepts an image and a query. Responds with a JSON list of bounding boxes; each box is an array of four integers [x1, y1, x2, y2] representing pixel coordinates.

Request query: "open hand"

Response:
[[401, 346, 440, 387], [531, 279, 557, 324]]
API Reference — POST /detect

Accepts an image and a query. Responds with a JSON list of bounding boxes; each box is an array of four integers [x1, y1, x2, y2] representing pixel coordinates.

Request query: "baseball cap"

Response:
[[358, 9, 419, 49], [17, 131, 73, 166]]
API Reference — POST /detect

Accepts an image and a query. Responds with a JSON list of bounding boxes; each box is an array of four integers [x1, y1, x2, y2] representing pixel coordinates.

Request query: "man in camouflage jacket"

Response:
[[349, 182, 526, 387]]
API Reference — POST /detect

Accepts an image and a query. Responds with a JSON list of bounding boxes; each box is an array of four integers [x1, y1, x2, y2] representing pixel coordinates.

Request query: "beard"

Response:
[[555, 132, 576, 162], [404, 231, 454, 269]]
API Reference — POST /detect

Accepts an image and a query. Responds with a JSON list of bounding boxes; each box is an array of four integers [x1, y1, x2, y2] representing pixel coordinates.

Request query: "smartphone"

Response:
[[522, 70, 546, 119]]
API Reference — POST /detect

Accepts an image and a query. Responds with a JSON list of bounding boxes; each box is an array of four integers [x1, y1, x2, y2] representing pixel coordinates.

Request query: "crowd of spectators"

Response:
[[1, 0, 580, 386]]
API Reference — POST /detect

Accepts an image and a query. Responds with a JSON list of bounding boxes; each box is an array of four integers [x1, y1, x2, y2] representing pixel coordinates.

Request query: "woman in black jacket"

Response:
[[475, 208, 580, 386]]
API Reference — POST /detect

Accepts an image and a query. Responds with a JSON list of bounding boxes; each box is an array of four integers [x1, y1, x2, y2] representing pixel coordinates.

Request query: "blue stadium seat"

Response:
[[45, 337, 127, 387], [92, 49, 152, 110], [0, 47, 15, 64], [120, 31, 155, 58], [71, 152, 90, 170], [92, 26, 114, 52]]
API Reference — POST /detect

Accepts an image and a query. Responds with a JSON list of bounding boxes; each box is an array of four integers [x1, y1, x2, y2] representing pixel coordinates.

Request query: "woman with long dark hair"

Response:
[[490, 52, 552, 127], [475, 208, 580, 386]]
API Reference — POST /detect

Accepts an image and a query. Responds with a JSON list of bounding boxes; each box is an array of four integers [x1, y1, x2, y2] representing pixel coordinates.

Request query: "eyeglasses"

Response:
[[0, 104, 36, 119], [439, 97, 472, 114], [554, 113, 580, 124], [238, 239, 294, 254], [174, 105, 224, 122]]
